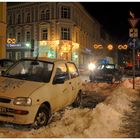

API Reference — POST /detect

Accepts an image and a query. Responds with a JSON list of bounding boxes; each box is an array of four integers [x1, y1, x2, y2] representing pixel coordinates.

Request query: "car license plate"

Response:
[[0, 107, 9, 113]]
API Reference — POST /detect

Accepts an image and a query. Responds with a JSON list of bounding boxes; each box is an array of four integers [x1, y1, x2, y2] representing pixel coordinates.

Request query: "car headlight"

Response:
[[88, 63, 96, 71], [13, 97, 32, 106]]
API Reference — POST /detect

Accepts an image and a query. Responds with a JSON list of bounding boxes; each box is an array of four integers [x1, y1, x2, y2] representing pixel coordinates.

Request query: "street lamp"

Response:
[[107, 44, 113, 50], [118, 44, 128, 50]]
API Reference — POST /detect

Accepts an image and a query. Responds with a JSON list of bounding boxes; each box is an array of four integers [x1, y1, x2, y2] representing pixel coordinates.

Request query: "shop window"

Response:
[[15, 52, 21, 60], [7, 52, 12, 60]]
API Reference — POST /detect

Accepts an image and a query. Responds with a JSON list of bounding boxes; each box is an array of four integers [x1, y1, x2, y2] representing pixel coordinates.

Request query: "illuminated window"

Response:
[[41, 29, 48, 40], [61, 27, 70, 40], [26, 13, 30, 23], [40, 10, 45, 20], [46, 9, 50, 20], [26, 32, 31, 42], [17, 32, 21, 42], [61, 6, 70, 19]]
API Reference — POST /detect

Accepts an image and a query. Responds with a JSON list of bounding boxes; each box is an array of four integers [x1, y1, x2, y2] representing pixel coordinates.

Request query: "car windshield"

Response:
[[97, 64, 115, 70], [3, 59, 54, 83]]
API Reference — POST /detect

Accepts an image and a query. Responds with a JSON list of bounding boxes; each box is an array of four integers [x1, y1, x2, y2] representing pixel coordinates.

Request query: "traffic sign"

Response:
[[128, 18, 139, 28], [128, 38, 140, 49], [129, 28, 138, 38]]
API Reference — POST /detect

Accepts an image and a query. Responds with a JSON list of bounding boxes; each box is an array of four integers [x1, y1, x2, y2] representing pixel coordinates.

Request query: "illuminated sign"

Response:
[[107, 44, 113, 50], [6, 44, 21, 47], [7, 38, 16, 44]]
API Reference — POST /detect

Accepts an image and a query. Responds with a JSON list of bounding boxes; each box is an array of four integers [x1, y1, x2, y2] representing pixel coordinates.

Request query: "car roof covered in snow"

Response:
[[20, 57, 71, 63]]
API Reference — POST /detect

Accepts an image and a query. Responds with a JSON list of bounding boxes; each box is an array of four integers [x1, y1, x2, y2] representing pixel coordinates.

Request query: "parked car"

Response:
[[0, 59, 15, 74], [0, 58, 82, 128], [89, 64, 122, 83]]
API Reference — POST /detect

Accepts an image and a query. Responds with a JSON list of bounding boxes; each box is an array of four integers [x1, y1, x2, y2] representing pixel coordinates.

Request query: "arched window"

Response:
[[40, 10, 45, 20], [27, 13, 30, 23]]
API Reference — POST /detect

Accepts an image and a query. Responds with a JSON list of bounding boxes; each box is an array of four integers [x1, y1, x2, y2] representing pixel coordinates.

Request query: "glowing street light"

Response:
[[25, 43, 30, 48], [118, 44, 128, 50], [107, 44, 113, 50]]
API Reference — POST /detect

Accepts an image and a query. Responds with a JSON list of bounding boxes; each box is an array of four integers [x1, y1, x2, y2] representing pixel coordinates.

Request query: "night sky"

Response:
[[81, 2, 140, 43]]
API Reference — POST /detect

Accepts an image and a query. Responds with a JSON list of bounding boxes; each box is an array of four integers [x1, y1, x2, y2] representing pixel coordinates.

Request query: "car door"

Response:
[[52, 62, 72, 109], [66, 62, 80, 103]]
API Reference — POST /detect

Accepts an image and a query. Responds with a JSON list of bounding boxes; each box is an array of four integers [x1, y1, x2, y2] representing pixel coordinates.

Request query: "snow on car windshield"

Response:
[[3, 60, 53, 83]]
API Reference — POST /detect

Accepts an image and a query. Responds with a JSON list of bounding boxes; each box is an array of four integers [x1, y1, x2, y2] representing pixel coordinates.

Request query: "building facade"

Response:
[[0, 2, 6, 58], [7, 2, 114, 65]]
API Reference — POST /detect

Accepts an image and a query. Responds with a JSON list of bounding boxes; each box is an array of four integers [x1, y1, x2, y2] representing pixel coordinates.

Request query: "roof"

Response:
[[21, 57, 68, 63]]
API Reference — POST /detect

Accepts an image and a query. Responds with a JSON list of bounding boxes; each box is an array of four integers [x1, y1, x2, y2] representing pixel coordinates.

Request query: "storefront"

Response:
[[39, 40, 79, 64]]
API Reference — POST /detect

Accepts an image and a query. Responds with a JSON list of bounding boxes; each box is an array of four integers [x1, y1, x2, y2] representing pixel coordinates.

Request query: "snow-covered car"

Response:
[[89, 64, 122, 83], [0, 58, 82, 128], [0, 59, 14, 75]]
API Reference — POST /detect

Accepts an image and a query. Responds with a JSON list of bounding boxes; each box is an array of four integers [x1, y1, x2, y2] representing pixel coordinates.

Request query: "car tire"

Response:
[[33, 104, 51, 129], [72, 90, 82, 108]]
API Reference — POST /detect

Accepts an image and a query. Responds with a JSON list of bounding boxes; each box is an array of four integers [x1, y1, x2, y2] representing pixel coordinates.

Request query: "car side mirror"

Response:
[[53, 74, 66, 84]]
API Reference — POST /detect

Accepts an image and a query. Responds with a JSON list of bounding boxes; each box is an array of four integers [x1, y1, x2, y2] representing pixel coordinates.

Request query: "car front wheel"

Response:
[[33, 105, 50, 129]]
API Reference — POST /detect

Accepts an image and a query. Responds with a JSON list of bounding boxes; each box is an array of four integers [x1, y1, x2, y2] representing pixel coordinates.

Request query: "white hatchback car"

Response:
[[0, 58, 82, 128]]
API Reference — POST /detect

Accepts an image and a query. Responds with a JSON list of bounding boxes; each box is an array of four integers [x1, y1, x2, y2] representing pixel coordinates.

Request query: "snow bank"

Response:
[[0, 80, 138, 138]]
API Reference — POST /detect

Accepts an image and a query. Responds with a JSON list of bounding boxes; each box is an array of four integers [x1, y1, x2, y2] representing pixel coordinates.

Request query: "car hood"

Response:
[[0, 77, 45, 99]]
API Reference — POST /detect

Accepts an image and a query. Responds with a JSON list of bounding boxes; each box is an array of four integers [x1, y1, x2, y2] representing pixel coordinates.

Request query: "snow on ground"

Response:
[[0, 79, 139, 138]]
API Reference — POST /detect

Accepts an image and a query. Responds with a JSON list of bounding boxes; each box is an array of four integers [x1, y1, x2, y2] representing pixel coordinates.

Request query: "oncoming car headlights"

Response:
[[13, 97, 32, 106], [88, 63, 96, 71]]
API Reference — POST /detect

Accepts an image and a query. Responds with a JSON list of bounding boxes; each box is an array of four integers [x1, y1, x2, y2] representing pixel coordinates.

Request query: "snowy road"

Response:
[[0, 78, 139, 137]]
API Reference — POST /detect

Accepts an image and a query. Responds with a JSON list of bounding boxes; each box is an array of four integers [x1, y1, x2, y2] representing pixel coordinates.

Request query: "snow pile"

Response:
[[122, 79, 133, 89], [122, 77, 140, 89], [0, 80, 138, 138]]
